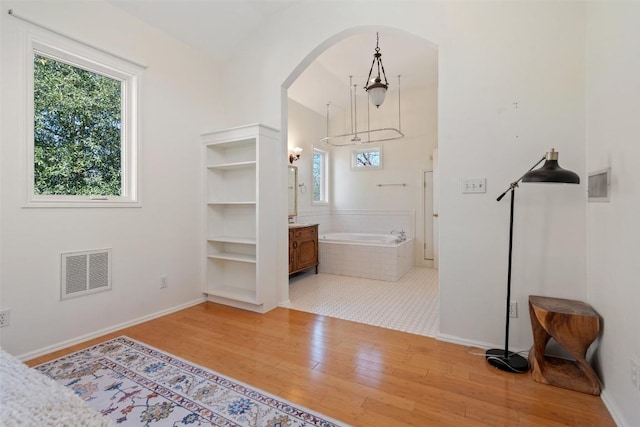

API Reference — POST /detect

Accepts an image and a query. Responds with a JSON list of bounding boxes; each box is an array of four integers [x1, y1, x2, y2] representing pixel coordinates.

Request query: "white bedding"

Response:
[[0, 348, 114, 427]]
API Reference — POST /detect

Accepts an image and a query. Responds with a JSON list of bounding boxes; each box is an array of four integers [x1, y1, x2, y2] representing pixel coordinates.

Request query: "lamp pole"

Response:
[[487, 149, 580, 373], [504, 185, 515, 360], [487, 155, 546, 373]]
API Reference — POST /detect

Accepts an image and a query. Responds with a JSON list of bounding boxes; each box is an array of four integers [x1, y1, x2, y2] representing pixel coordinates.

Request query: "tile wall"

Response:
[[318, 238, 414, 282], [297, 210, 415, 237]]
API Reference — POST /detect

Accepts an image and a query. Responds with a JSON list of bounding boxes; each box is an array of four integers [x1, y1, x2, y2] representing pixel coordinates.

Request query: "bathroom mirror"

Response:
[[288, 165, 297, 217]]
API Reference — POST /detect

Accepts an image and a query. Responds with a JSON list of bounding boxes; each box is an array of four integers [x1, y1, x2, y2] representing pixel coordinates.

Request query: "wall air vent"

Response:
[[588, 167, 611, 202], [61, 249, 112, 300]]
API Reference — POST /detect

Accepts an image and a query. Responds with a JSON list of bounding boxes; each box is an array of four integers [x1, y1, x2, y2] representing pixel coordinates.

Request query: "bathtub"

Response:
[[318, 232, 414, 281], [319, 232, 403, 245]]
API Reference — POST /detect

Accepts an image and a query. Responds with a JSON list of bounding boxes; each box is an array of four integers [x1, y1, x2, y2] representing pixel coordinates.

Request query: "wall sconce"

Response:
[[289, 147, 302, 164]]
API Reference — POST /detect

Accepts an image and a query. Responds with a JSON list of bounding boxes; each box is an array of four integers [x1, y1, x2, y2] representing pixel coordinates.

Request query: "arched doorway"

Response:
[[280, 28, 439, 335]]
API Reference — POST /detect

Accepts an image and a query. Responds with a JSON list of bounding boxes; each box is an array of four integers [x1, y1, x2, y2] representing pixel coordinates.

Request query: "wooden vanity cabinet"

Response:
[[289, 224, 319, 275]]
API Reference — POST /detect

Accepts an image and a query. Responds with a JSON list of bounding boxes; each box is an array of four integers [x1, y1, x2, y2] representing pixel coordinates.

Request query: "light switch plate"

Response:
[[463, 178, 487, 194]]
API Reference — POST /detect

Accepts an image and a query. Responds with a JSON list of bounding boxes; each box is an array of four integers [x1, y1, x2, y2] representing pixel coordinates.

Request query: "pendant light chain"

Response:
[[364, 32, 389, 89], [375, 33, 382, 82], [376, 33, 389, 87], [364, 39, 377, 89], [364, 32, 390, 108]]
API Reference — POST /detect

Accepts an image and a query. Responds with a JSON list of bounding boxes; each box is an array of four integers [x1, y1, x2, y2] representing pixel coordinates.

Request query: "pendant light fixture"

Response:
[[364, 32, 389, 109]]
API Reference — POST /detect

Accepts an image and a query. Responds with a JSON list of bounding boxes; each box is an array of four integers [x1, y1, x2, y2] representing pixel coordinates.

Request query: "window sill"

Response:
[[24, 198, 141, 208]]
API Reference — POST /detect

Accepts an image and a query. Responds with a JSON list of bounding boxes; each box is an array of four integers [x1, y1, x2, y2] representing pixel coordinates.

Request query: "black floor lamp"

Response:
[[486, 148, 580, 373]]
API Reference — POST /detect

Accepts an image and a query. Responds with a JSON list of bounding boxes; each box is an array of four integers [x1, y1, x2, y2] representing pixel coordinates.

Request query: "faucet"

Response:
[[391, 229, 407, 241]]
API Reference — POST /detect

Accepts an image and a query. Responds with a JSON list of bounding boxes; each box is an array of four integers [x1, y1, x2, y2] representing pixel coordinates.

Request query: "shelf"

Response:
[[207, 253, 256, 263], [202, 124, 279, 314], [208, 236, 256, 245], [204, 138, 256, 165], [204, 138, 255, 149], [203, 287, 259, 305], [207, 161, 256, 170], [207, 205, 255, 241], [207, 201, 256, 205]]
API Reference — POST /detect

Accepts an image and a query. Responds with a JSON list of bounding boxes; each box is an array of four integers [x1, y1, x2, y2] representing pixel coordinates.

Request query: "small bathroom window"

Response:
[[351, 146, 382, 170]]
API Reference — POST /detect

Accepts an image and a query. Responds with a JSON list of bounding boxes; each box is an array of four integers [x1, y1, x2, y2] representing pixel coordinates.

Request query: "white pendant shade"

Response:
[[368, 86, 387, 108]]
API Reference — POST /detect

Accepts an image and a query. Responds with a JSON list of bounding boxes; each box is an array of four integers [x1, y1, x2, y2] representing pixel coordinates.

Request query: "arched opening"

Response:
[[280, 27, 440, 336]]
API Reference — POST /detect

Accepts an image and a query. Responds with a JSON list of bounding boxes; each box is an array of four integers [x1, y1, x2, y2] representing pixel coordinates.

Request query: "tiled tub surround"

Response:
[[296, 210, 414, 237], [318, 233, 414, 282]]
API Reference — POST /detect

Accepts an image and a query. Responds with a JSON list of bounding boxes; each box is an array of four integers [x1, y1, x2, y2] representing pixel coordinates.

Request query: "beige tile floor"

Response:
[[287, 267, 439, 337]]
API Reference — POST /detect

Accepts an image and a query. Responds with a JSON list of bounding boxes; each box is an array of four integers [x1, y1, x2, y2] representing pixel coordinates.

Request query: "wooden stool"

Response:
[[528, 295, 601, 395]]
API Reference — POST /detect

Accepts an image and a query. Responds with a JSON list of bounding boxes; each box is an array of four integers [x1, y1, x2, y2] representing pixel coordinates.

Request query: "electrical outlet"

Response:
[[0, 309, 10, 328], [509, 301, 518, 318], [632, 358, 639, 391], [160, 276, 168, 289]]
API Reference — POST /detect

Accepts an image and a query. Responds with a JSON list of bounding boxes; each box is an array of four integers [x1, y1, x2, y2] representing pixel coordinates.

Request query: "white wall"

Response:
[[586, 3, 640, 426], [221, 0, 587, 350], [289, 81, 437, 268], [287, 99, 331, 215], [0, 1, 221, 357], [438, 1, 587, 351], [331, 86, 436, 211], [330, 85, 437, 265]]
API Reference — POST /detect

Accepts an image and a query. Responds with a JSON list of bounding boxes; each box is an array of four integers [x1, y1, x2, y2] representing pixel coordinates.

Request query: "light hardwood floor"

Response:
[[27, 302, 615, 427]]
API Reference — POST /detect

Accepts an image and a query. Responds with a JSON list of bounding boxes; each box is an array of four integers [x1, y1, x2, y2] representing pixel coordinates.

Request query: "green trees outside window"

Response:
[[355, 150, 380, 167], [313, 148, 327, 203], [33, 54, 122, 196], [351, 147, 382, 169]]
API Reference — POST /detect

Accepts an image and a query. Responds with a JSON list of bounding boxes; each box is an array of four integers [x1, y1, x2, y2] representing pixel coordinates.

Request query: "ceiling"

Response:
[[290, 30, 438, 115], [314, 31, 437, 87], [110, 1, 438, 114], [111, 0, 298, 62]]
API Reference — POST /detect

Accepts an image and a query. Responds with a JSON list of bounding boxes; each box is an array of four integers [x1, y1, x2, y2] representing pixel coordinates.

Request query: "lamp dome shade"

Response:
[[366, 83, 387, 108], [522, 150, 580, 184]]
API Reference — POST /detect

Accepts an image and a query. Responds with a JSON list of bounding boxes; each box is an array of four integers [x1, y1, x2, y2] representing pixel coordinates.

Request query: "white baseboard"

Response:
[[18, 298, 206, 362], [600, 389, 627, 427], [436, 332, 530, 357]]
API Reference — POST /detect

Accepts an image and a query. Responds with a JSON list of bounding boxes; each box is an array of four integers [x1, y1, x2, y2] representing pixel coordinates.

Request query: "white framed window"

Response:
[[23, 27, 142, 207], [351, 146, 382, 170], [312, 147, 329, 205]]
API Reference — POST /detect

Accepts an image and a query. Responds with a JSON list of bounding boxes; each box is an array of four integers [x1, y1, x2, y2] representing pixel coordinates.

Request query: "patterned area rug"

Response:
[[35, 336, 347, 427]]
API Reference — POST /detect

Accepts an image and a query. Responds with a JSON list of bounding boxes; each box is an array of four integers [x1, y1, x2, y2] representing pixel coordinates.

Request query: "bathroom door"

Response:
[[432, 149, 439, 269], [423, 170, 434, 263]]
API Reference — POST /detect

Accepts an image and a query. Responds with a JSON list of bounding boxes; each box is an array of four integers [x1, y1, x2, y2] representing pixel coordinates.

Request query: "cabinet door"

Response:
[[294, 226, 318, 271], [288, 230, 294, 273], [296, 239, 317, 270]]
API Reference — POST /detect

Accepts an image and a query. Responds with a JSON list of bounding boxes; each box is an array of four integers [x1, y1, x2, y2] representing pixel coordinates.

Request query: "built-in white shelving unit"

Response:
[[202, 124, 279, 312]]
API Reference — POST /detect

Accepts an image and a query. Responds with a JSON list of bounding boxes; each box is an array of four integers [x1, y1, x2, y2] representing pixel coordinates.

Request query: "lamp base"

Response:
[[485, 348, 529, 374]]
